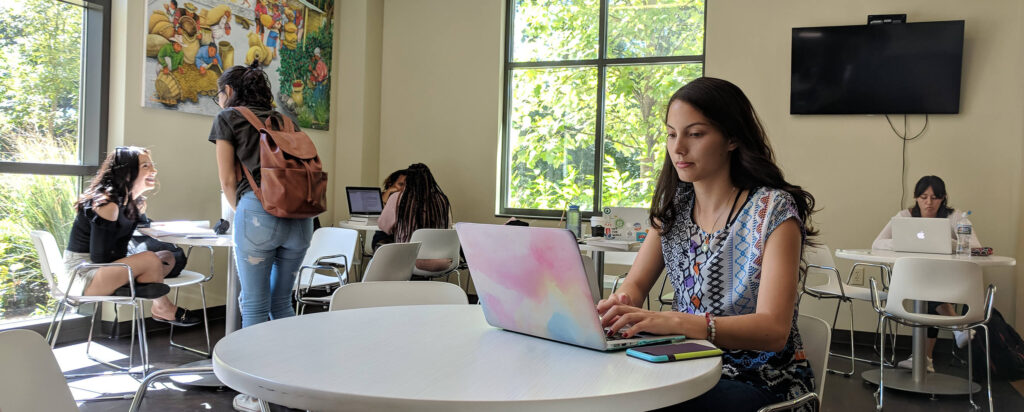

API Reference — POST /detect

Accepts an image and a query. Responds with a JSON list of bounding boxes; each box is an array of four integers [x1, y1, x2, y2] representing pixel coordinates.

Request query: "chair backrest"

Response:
[[797, 314, 831, 402], [30, 230, 65, 297], [361, 242, 421, 282], [328, 281, 468, 311], [408, 229, 461, 274], [301, 227, 359, 268], [0, 329, 78, 412], [801, 244, 838, 288], [885, 257, 985, 323]]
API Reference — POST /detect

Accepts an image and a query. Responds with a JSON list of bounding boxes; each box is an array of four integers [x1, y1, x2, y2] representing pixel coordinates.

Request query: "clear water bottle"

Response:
[[955, 210, 972, 257], [566, 205, 581, 239]]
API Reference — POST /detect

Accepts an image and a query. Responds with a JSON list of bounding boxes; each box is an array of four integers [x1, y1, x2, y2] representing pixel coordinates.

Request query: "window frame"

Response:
[[0, 0, 110, 178], [499, 0, 706, 219]]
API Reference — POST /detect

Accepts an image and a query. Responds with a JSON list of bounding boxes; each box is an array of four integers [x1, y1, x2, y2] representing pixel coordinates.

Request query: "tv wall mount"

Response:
[[867, 14, 907, 25]]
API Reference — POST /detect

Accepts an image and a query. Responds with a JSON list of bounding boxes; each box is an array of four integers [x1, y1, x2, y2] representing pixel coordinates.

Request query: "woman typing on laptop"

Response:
[[871, 175, 979, 251], [377, 163, 453, 272], [870, 175, 980, 372], [596, 78, 816, 411]]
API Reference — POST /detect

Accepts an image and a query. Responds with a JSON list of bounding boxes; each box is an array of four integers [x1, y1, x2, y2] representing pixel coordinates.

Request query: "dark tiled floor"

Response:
[[58, 317, 1024, 411]]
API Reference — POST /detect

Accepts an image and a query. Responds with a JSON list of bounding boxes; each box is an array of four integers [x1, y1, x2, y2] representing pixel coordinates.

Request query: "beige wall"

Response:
[[705, 0, 1024, 331], [104, 0, 378, 319], [378, 0, 506, 226]]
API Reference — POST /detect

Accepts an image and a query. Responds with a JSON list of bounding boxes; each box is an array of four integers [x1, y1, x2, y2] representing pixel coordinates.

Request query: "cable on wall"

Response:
[[885, 114, 928, 209]]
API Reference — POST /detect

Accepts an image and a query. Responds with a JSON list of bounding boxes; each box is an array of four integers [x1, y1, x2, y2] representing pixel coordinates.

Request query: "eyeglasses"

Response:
[[917, 195, 944, 201]]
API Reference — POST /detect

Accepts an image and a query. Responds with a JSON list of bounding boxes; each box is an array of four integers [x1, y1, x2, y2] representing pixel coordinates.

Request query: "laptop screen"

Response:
[[346, 187, 383, 215]]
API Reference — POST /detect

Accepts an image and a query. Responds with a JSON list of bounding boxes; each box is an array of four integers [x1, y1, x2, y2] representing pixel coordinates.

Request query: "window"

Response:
[[500, 0, 705, 218], [0, 0, 109, 323]]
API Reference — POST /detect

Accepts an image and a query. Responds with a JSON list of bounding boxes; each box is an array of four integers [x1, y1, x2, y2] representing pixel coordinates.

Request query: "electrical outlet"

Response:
[[849, 267, 865, 286]]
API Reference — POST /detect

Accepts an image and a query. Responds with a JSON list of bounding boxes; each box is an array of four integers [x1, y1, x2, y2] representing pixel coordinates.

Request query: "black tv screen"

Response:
[[791, 20, 964, 114]]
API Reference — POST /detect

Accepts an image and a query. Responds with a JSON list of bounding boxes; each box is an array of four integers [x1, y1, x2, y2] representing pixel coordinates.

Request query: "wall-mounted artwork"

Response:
[[143, 0, 334, 130]]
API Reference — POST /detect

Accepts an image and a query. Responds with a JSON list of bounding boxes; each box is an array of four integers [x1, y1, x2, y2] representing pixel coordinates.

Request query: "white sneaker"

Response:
[[233, 394, 260, 412], [954, 329, 976, 348], [896, 356, 934, 373]]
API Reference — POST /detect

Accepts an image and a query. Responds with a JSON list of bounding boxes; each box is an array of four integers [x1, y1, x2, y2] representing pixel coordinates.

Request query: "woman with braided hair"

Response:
[[377, 163, 453, 272]]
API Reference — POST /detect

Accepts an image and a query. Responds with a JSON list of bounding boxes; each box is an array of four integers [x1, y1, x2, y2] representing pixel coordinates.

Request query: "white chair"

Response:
[[800, 244, 892, 376], [293, 227, 359, 314], [328, 281, 468, 311], [361, 242, 421, 282], [409, 229, 463, 287], [869, 257, 995, 411], [757, 314, 832, 412], [161, 252, 213, 357], [0, 329, 78, 412], [31, 230, 154, 380]]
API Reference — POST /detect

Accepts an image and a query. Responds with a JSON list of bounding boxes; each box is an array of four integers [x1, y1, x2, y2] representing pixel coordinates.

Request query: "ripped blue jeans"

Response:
[[234, 191, 313, 328]]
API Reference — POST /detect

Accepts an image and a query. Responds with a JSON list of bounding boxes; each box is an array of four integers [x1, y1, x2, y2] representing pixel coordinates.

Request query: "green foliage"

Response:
[[0, 0, 82, 150], [0, 132, 78, 319], [507, 0, 705, 212]]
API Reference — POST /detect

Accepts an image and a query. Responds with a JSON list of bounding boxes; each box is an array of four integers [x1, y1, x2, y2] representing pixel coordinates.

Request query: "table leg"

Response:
[[225, 247, 242, 335], [912, 300, 926, 382], [594, 251, 605, 300]]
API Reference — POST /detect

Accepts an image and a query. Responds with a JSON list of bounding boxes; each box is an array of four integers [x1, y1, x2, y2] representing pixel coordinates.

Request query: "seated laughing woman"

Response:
[[596, 77, 817, 411], [63, 146, 200, 327]]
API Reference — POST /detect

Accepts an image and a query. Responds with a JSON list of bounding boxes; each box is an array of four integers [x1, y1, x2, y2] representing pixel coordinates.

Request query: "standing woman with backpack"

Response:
[[210, 62, 318, 411]]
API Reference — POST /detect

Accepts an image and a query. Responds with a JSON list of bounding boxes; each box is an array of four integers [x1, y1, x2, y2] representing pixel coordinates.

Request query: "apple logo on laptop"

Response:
[[916, 231, 926, 240]]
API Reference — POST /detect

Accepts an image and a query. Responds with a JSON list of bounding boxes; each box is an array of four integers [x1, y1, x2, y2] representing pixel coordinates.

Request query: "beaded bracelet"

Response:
[[705, 313, 717, 343]]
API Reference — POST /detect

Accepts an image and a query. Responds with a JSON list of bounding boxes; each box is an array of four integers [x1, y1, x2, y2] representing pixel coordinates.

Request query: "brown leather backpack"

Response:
[[233, 106, 327, 219]]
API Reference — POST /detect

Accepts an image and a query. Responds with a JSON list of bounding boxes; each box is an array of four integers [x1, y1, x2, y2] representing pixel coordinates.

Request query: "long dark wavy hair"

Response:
[[75, 146, 150, 220], [217, 61, 273, 109], [394, 163, 451, 243], [909, 175, 954, 218], [649, 77, 817, 243]]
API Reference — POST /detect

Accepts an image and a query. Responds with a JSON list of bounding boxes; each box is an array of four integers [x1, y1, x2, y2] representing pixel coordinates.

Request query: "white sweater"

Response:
[[871, 209, 981, 250]]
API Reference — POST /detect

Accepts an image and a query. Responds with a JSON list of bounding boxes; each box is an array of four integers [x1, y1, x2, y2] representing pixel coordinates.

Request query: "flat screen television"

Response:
[[791, 20, 964, 114]]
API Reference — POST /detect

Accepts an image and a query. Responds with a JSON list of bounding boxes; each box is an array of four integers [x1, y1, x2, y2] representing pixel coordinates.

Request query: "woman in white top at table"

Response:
[[871, 175, 979, 251], [871, 175, 980, 372]]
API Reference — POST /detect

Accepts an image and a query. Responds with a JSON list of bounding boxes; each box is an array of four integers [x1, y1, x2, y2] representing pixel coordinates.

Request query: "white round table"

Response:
[[579, 238, 642, 299], [213, 305, 721, 411], [835, 249, 1016, 266]]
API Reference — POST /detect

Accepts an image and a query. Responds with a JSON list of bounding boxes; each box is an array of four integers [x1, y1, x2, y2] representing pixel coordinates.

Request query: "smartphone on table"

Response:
[[626, 341, 723, 363]]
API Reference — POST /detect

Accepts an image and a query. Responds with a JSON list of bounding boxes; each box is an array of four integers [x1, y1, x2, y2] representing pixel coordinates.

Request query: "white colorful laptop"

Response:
[[602, 207, 651, 242], [891, 217, 953, 254], [455, 223, 685, 351]]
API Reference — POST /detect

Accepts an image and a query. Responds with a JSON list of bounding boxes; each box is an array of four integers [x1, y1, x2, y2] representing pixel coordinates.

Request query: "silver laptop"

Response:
[[892, 217, 953, 254], [345, 187, 383, 219], [455, 223, 686, 351]]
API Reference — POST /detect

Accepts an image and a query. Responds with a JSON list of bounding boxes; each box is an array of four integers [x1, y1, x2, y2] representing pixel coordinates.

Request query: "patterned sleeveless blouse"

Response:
[[661, 184, 814, 402]]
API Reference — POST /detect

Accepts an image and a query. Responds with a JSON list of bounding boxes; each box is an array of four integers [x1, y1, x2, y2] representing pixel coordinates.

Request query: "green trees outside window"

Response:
[[0, 0, 91, 322], [502, 0, 705, 216]]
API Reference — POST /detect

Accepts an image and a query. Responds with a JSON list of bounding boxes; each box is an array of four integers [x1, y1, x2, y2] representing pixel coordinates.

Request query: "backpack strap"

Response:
[[232, 106, 269, 132], [230, 106, 267, 205]]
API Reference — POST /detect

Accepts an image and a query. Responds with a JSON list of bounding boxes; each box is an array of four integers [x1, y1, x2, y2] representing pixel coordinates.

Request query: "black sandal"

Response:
[[112, 282, 170, 299], [152, 307, 202, 327]]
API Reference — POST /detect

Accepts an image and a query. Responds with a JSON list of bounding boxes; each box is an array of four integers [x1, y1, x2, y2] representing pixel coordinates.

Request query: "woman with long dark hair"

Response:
[[210, 62, 315, 412], [872, 175, 980, 372], [377, 163, 452, 271], [596, 77, 816, 410], [64, 146, 199, 326]]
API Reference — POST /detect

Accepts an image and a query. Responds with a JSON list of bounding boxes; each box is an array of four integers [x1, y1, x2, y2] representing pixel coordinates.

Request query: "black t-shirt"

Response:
[[207, 106, 301, 204], [66, 201, 147, 263]]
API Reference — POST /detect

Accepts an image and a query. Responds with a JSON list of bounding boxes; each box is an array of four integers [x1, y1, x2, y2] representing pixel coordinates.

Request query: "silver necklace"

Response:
[[695, 188, 737, 252]]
